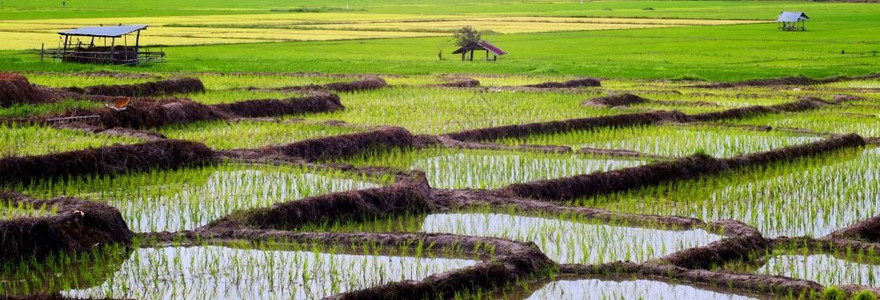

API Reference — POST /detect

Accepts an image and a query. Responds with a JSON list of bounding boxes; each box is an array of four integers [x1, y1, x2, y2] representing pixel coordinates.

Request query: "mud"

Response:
[[209, 171, 432, 231], [212, 92, 343, 118], [270, 127, 414, 162], [81, 77, 206, 97], [524, 78, 601, 88], [0, 192, 132, 263], [583, 93, 651, 107], [444, 111, 686, 142], [93, 98, 227, 129], [322, 77, 388, 92], [696, 73, 880, 88], [0, 140, 215, 184]]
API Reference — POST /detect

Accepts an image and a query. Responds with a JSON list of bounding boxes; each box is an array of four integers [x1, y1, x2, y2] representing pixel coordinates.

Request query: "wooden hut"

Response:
[[452, 40, 507, 61], [46, 25, 165, 65], [777, 12, 809, 31]]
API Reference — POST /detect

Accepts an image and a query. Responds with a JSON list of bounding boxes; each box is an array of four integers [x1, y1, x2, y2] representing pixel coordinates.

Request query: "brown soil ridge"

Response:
[[823, 213, 880, 243], [208, 171, 432, 231], [430, 189, 707, 230], [656, 220, 769, 269], [138, 230, 556, 300], [254, 77, 389, 93], [212, 92, 344, 118], [689, 97, 830, 122], [434, 78, 480, 88], [0, 140, 215, 185], [322, 77, 388, 92], [524, 78, 601, 88], [78, 77, 206, 97], [0, 192, 132, 263], [498, 134, 865, 201], [269, 126, 414, 162], [561, 262, 823, 297], [0, 72, 69, 108], [444, 111, 686, 142], [583, 93, 651, 107], [696, 73, 880, 88], [91, 98, 228, 129]]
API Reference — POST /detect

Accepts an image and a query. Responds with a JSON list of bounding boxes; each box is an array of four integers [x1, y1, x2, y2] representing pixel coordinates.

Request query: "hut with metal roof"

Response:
[[452, 40, 506, 61], [777, 12, 809, 31], [46, 24, 165, 65]]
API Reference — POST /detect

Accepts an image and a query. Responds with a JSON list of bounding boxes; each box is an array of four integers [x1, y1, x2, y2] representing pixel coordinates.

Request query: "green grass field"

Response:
[[2, 1, 880, 299]]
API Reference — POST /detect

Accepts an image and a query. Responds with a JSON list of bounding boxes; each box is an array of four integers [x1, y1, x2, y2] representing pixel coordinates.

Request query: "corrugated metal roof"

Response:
[[58, 25, 147, 37], [477, 41, 507, 56], [452, 40, 507, 55], [777, 12, 809, 22]]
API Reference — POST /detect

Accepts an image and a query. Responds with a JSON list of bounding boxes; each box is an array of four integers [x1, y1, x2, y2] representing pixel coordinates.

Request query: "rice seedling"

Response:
[[725, 106, 880, 138], [0, 99, 99, 119], [0, 124, 143, 157], [497, 124, 819, 158], [421, 212, 722, 264], [0, 241, 476, 299], [308, 87, 615, 135], [14, 163, 391, 232], [340, 148, 646, 189], [157, 120, 360, 150], [521, 278, 758, 300], [0, 201, 56, 219], [756, 254, 880, 288], [583, 147, 880, 238]]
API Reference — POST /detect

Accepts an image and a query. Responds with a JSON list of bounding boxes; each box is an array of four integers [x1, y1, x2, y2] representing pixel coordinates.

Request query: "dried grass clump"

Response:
[[0, 192, 132, 263], [83, 77, 205, 97]]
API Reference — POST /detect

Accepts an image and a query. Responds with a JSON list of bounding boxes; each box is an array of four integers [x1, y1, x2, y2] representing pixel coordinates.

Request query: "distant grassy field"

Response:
[[0, 0, 877, 80]]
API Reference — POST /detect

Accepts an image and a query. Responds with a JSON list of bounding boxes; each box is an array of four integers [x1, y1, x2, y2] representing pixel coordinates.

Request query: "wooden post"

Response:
[[485, 50, 489, 61], [461, 52, 465, 61], [40, 43, 44, 61], [469, 50, 474, 61]]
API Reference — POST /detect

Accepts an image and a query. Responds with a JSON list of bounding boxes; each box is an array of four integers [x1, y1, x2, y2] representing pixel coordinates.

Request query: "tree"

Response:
[[453, 26, 481, 47]]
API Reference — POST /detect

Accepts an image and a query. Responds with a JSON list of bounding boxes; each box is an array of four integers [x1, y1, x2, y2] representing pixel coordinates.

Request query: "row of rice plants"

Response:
[[0, 201, 56, 219], [0, 240, 477, 299], [0, 99, 100, 119], [497, 124, 819, 158], [581, 147, 879, 238], [338, 147, 646, 189], [724, 104, 880, 138], [13, 163, 392, 232], [0, 124, 143, 157], [307, 87, 616, 135], [157, 120, 361, 150], [292, 209, 721, 265]]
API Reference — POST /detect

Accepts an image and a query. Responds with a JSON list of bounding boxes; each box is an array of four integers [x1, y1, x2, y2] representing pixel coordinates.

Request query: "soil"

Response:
[[269, 126, 414, 162], [0, 140, 215, 184], [0, 192, 132, 263], [583, 93, 651, 107], [81, 77, 206, 97], [524, 78, 601, 88]]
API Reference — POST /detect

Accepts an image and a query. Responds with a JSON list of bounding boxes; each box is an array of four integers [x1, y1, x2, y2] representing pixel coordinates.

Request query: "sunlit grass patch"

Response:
[[497, 124, 819, 158], [583, 147, 880, 237], [0, 124, 143, 157], [16, 163, 392, 232], [340, 147, 645, 189], [158, 120, 361, 150]]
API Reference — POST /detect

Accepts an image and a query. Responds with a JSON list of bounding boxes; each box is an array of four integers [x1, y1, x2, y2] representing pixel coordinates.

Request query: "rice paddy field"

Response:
[[1, 0, 880, 299]]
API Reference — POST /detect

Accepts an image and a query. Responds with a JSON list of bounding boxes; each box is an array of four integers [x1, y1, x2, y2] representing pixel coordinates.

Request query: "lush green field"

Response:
[[0, 0, 877, 80]]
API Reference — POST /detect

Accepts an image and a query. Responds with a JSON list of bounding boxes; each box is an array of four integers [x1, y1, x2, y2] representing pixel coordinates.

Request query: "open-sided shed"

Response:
[[453, 40, 507, 61], [777, 12, 809, 31], [47, 25, 165, 65]]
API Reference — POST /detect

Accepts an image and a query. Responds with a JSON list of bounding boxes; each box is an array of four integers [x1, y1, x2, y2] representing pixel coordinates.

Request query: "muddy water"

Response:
[[757, 254, 880, 287], [421, 213, 723, 264], [61, 245, 477, 300], [412, 153, 644, 189], [513, 278, 760, 300]]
